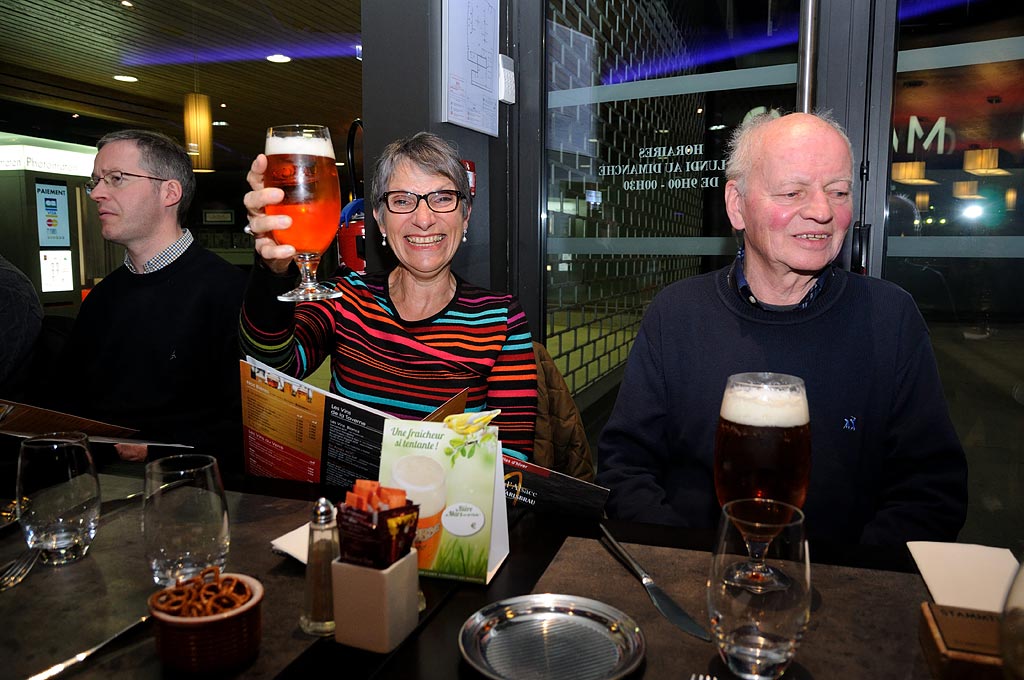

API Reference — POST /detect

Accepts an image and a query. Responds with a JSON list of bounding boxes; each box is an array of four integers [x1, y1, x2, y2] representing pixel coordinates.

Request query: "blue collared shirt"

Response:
[[729, 247, 831, 311], [124, 229, 194, 274]]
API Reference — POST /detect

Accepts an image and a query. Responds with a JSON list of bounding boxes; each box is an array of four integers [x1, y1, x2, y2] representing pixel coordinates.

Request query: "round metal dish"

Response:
[[459, 593, 646, 680]]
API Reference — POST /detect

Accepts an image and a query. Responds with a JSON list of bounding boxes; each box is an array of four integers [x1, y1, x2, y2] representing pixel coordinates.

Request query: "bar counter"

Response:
[[0, 473, 934, 679]]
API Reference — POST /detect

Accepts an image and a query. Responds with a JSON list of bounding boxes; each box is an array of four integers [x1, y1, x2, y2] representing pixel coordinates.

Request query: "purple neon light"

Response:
[[123, 35, 361, 66], [600, 0, 977, 86]]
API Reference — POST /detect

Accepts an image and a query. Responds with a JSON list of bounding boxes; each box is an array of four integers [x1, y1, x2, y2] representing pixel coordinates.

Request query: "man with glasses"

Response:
[[35, 130, 247, 473]]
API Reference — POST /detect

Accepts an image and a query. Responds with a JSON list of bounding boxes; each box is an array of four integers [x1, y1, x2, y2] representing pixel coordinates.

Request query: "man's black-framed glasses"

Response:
[[379, 190, 464, 214], [85, 171, 169, 195]]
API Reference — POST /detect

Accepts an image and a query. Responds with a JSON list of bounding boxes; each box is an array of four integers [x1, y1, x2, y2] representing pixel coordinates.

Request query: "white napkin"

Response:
[[908, 540, 1019, 612], [270, 522, 309, 565]]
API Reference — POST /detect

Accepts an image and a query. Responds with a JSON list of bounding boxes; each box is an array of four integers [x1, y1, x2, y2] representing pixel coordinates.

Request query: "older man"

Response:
[[596, 111, 967, 546], [36, 130, 247, 472]]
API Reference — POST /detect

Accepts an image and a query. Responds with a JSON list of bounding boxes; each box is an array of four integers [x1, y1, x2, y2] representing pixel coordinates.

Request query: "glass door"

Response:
[[882, 1, 1023, 549]]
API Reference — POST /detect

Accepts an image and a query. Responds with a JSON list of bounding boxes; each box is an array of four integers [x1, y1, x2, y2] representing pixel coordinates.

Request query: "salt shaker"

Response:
[[300, 497, 339, 636]]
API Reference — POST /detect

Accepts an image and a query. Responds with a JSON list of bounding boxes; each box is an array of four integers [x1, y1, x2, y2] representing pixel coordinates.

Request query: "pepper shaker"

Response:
[[300, 497, 339, 635]]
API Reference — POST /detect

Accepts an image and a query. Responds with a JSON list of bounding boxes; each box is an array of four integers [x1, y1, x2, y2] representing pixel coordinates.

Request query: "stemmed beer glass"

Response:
[[265, 124, 343, 302], [708, 498, 810, 680], [713, 372, 810, 592]]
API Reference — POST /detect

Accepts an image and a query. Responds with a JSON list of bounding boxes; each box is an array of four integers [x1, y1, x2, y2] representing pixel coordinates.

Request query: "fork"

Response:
[[0, 548, 40, 591]]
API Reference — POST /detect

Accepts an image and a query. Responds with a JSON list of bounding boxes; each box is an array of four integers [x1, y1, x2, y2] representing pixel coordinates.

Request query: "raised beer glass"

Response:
[[265, 124, 343, 302], [713, 372, 810, 592]]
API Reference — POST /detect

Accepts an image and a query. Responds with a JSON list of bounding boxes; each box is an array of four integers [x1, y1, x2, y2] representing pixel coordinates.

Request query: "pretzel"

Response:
[[148, 566, 252, 617]]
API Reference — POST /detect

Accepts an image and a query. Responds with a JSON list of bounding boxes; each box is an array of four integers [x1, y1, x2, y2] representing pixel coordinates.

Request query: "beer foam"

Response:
[[720, 386, 809, 427], [265, 134, 336, 159]]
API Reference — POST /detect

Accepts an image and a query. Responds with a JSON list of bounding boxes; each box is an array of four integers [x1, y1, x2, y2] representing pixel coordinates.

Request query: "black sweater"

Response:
[[43, 242, 247, 472], [596, 265, 968, 546]]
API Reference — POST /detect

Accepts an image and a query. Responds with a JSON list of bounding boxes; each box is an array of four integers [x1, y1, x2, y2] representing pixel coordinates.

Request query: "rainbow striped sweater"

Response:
[[240, 264, 537, 459]]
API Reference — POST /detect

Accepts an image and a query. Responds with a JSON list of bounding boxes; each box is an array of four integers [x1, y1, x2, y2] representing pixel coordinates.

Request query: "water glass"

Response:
[[143, 454, 229, 585], [16, 431, 100, 565], [707, 498, 810, 680]]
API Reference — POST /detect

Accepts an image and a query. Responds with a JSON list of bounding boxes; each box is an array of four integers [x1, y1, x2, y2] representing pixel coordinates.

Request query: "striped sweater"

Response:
[[240, 263, 537, 459]]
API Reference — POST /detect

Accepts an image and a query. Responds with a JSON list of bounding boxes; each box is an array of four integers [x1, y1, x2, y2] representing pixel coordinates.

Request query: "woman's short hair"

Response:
[[370, 132, 472, 218], [97, 129, 196, 225]]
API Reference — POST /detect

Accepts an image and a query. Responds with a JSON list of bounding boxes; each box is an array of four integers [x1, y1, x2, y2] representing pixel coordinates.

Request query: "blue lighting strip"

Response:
[[123, 35, 362, 66]]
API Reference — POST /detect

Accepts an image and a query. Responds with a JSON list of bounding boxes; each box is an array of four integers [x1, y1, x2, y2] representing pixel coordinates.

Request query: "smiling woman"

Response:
[[240, 132, 539, 460]]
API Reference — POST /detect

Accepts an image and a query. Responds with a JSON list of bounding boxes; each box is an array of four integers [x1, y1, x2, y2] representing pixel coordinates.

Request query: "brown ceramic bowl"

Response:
[[148, 573, 264, 674]]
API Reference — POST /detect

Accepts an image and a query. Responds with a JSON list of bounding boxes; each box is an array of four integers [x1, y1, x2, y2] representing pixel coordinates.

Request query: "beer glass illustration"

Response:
[[390, 455, 447, 569], [264, 124, 343, 302]]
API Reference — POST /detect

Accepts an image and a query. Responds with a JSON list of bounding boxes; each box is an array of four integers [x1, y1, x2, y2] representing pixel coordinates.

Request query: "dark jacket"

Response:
[[531, 342, 594, 481]]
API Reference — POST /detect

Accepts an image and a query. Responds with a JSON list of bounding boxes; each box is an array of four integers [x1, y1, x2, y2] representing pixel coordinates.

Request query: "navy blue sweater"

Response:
[[596, 265, 968, 546]]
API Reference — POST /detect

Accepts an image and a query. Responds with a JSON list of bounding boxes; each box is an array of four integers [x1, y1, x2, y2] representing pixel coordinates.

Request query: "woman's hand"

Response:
[[244, 153, 296, 274]]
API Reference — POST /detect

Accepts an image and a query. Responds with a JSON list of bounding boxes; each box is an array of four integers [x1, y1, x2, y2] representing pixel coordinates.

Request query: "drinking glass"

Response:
[[264, 124, 343, 302], [708, 498, 810, 680], [1001, 560, 1024, 679], [143, 454, 229, 586], [16, 432, 100, 565], [714, 372, 811, 509]]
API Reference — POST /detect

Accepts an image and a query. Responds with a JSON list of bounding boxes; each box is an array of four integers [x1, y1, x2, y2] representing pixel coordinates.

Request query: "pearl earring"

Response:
[[462, 229, 468, 243], [381, 233, 387, 248]]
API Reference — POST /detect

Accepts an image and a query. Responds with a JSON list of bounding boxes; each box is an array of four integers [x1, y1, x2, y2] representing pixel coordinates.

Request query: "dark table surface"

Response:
[[0, 472, 930, 680]]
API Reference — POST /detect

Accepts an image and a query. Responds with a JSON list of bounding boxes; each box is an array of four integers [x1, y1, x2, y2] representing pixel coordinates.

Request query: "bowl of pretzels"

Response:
[[147, 567, 264, 673]]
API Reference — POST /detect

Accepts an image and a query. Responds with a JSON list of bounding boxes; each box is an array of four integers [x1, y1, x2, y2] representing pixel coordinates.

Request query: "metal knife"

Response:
[[599, 524, 711, 642], [26, 615, 150, 680]]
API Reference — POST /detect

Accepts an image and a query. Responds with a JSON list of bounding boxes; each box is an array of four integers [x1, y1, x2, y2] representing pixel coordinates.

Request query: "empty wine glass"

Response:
[[708, 498, 810, 680], [16, 432, 100, 565], [264, 124, 343, 302]]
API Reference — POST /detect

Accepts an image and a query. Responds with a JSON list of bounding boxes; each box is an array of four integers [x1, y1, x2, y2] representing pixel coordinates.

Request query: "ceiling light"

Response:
[[709, 124, 726, 131], [891, 161, 936, 185], [184, 92, 214, 172], [113, 75, 138, 82], [220, 103, 227, 108], [963, 148, 1010, 176], [952, 181, 982, 200], [121, 0, 133, 6], [696, 107, 704, 114], [212, 121, 229, 127], [71, 113, 80, 119], [266, 54, 291, 63]]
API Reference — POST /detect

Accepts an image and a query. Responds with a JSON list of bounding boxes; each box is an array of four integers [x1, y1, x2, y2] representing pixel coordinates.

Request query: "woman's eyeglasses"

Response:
[[379, 190, 464, 214]]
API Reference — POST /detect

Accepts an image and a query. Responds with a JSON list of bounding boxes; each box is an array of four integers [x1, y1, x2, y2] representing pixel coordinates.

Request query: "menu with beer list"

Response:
[[239, 359, 467, 491], [378, 417, 509, 585]]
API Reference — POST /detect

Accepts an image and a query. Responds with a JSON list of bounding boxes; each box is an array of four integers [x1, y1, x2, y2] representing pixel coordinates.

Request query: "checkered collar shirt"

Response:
[[124, 229, 193, 274]]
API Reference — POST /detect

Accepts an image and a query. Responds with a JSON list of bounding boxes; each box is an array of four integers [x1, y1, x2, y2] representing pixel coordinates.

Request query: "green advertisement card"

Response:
[[379, 416, 509, 584]]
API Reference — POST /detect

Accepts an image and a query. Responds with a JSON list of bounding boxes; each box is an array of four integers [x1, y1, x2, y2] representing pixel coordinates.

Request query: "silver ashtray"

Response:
[[459, 593, 646, 680]]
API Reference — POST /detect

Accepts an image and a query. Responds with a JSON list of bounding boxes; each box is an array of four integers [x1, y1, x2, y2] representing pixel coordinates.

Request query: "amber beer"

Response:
[[264, 134, 341, 255], [713, 374, 811, 509]]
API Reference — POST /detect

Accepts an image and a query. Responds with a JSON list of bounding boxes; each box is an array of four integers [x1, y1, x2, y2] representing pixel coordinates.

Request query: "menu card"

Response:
[[378, 414, 508, 584], [239, 358, 466, 490]]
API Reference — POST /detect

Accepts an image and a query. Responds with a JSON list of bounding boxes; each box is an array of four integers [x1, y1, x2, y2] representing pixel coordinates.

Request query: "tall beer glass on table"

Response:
[[713, 372, 810, 592], [265, 124, 343, 302]]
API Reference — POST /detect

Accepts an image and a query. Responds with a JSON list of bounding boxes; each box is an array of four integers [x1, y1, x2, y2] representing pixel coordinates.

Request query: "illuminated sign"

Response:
[[0, 144, 95, 176]]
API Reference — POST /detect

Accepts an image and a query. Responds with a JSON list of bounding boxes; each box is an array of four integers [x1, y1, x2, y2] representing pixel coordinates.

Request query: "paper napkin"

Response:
[[908, 540, 1019, 612], [270, 522, 309, 565]]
